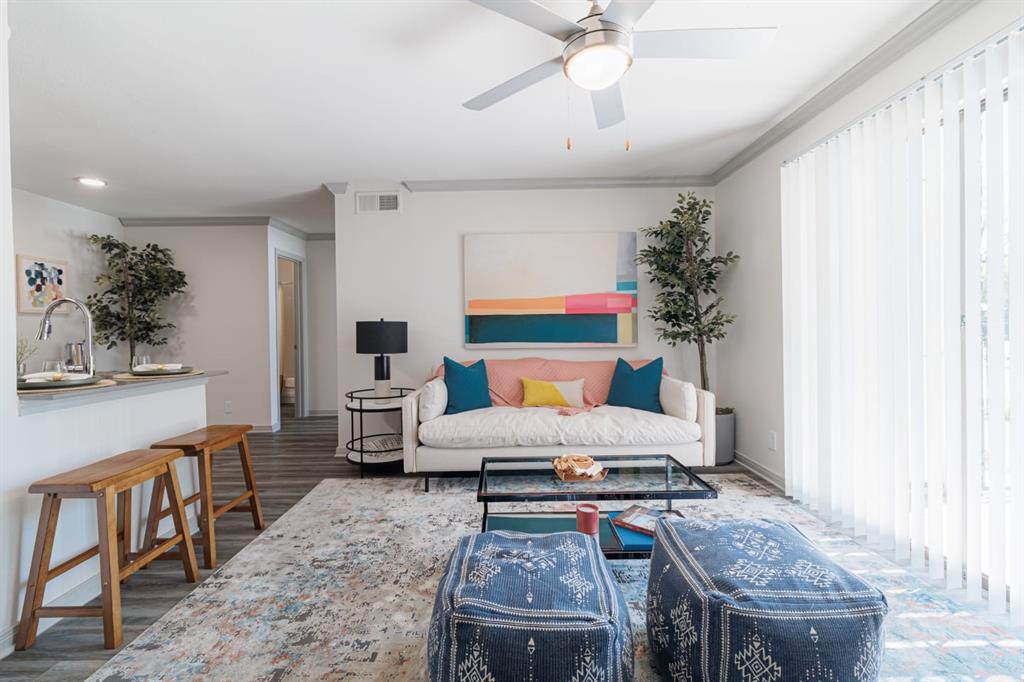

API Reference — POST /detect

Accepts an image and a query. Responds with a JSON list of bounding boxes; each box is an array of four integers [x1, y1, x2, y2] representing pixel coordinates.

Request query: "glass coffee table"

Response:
[[477, 455, 718, 559]]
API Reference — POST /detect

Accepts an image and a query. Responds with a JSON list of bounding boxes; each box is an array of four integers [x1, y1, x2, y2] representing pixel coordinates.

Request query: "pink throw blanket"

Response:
[[432, 357, 659, 411]]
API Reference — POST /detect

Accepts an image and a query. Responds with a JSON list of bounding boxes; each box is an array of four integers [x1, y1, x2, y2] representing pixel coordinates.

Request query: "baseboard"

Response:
[[1, 509, 198, 657], [252, 422, 280, 433], [732, 450, 785, 491], [309, 409, 338, 416]]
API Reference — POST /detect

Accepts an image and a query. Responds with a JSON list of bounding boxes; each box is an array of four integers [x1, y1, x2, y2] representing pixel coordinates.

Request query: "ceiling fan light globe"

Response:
[[564, 43, 632, 91]]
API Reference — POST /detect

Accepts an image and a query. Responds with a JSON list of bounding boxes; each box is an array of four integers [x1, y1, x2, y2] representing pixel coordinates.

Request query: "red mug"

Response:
[[576, 503, 600, 536]]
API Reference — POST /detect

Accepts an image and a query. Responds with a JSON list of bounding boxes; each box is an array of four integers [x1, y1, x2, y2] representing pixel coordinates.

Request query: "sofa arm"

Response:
[[695, 389, 716, 466], [402, 385, 425, 473]]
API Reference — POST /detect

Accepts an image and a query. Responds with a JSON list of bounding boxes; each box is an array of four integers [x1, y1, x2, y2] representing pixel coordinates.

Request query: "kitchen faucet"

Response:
[[36, 297, 95, 376]]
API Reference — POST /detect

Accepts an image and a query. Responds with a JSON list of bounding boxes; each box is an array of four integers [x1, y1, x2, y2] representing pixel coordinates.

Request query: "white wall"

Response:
[[714, 0, 1024, 485], [123, 224, 274, 428], [119, 223, 337, 430], [1, 0, 20, 657], [12, 189, 127, 371], [307, 239, 337, 415], [334, 186, 716, 444]]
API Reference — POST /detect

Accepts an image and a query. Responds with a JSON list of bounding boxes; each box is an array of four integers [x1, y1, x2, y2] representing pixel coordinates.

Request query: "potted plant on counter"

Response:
[[86, 234, 188, 364], [636, 191, 739, 465]]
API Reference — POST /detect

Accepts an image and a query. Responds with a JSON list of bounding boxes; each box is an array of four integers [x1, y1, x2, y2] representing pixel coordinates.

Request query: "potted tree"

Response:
[[86, 234, 188, 364], [636, 192, 739, 464]]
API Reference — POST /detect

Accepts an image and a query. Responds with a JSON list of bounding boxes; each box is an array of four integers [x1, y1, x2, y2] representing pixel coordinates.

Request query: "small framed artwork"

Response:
[[16, 254, 69, 314]]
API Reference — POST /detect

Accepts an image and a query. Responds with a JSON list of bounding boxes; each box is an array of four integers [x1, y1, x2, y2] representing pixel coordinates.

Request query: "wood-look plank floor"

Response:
[[0, 413, 747, 681]]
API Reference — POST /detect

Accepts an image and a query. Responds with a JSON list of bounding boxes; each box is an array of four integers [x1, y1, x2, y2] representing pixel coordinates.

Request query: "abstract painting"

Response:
[[17, 254, 68, 314], [464, 232, 637, 347]]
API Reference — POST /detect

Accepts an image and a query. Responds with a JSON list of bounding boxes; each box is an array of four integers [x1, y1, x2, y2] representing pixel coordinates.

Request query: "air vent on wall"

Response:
[[356, 192, 401, 214]]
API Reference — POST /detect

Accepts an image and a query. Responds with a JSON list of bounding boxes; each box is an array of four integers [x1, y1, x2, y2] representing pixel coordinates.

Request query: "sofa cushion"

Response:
[[660, 376, 697, 422], [419, 378, 448, 422], [418, 404, 701, 449], [608, 357, 664, 413], [443, 357, 491, 414]]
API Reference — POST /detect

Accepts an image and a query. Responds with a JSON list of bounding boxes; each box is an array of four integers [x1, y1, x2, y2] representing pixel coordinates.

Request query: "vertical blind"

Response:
[[781, 25, 1023, 622]]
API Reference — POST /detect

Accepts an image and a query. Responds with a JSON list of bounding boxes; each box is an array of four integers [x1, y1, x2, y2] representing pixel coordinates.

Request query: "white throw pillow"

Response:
[[419, 378, 448, 422], [660, 376, 697, 422], [554, 378, 586, 409]]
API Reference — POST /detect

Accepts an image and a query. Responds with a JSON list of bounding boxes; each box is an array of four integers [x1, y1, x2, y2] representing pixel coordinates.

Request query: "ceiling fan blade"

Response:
[[591, 83, 625, 129], [468, 0, 582, 41], [633, 27, 777, 59], [463, 57, 564, 110], [600, 0, 657, 29]]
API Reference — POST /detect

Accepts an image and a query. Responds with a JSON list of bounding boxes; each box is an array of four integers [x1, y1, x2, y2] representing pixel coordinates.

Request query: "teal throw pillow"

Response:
[[443, 357, 492, 414], [606, 357, 663, 413]]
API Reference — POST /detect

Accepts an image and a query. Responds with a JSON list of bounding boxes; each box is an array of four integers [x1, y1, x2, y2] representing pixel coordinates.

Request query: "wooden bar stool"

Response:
[[16, 449, 199, 650], [145, 424, 264, 569]]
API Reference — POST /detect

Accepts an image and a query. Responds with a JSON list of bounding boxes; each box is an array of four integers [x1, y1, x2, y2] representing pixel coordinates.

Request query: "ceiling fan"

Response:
[[463, 0, 776, 129]]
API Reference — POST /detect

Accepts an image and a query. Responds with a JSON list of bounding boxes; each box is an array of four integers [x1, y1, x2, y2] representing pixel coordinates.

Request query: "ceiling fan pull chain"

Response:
[[565, 78, 573, 152], [623, 70, 632, 151]]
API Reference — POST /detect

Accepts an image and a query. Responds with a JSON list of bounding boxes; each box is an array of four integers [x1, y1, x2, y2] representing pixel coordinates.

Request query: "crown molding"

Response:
[[401, 176, 714, 192], [120, 215, 333, 241], [120, 216, 272, 228], [322, 182, 349, 195], [267, 217, 308, 240], [711, 0, 979, 184]]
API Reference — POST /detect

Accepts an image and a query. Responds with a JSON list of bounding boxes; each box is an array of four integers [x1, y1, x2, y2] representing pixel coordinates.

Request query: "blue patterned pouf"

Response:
[[428, 531, 634, 682], [647, 518, 888, 681]]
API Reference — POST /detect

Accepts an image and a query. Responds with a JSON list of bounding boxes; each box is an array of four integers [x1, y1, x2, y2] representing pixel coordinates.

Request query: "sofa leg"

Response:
[[424, 475, 430, 493]]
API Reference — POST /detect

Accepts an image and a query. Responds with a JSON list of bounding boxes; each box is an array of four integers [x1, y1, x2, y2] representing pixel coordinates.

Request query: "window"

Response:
[[781, 26, 1022, 621]]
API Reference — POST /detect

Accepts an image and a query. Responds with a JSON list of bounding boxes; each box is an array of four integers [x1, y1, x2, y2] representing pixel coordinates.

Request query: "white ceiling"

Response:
[[9, 0, 936, 233]]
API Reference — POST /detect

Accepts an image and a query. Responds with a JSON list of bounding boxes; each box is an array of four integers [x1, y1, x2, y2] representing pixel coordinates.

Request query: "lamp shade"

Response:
[[356, 320, 407, 355]]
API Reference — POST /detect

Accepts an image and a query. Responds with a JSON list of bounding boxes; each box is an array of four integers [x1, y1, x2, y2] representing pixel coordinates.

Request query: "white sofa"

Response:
[[402, 375, 716, 475]]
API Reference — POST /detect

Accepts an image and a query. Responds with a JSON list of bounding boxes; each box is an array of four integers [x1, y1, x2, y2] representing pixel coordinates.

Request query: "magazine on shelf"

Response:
[[609, 504, 683, 536], [608, 511, 654, 551]]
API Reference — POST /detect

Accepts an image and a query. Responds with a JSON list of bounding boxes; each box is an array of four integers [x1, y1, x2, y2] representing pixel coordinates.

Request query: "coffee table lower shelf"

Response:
[[484, 512, 654, 560]]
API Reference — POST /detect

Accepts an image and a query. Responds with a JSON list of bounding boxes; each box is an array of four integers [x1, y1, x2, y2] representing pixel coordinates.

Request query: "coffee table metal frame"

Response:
[[477, 454, 718, 559]]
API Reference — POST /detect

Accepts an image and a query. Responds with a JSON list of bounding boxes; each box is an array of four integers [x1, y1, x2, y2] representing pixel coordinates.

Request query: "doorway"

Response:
[[276, 254, 304, 419]]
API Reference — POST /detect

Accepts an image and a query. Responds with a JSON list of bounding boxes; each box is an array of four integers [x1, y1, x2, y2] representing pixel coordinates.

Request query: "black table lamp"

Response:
[[356, 319, 408, 401]]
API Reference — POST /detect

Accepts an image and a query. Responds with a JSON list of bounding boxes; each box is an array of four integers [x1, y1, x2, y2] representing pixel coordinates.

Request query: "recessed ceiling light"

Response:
[[75, 177, 107, 188]]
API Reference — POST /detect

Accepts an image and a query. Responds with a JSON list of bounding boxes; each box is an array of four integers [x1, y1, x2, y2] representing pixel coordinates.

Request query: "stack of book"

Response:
[[609, 505, 684, 551]]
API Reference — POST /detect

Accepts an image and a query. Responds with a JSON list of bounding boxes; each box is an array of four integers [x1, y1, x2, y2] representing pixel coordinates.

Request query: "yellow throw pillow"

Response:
[[521, 377, 585, 408]]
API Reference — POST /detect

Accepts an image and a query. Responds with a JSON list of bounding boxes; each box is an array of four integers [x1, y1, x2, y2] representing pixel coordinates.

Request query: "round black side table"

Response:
[[344, 387, 412, 478]]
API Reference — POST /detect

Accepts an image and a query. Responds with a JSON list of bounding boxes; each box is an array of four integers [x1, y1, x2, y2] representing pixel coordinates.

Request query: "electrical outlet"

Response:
[[768, 430, 777, 452], [224, 400, 233, 414]]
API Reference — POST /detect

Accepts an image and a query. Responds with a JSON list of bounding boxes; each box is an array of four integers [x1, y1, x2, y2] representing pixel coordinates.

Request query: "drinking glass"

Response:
[[41, 360, 67, 380]]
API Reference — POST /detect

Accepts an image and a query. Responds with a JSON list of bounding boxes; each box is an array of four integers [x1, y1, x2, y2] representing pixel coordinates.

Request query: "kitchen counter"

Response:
[[18, 370, 227, 415]]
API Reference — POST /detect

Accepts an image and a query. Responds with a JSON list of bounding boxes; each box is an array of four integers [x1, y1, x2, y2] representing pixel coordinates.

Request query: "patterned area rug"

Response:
[[88, 475, 1023, 681]]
